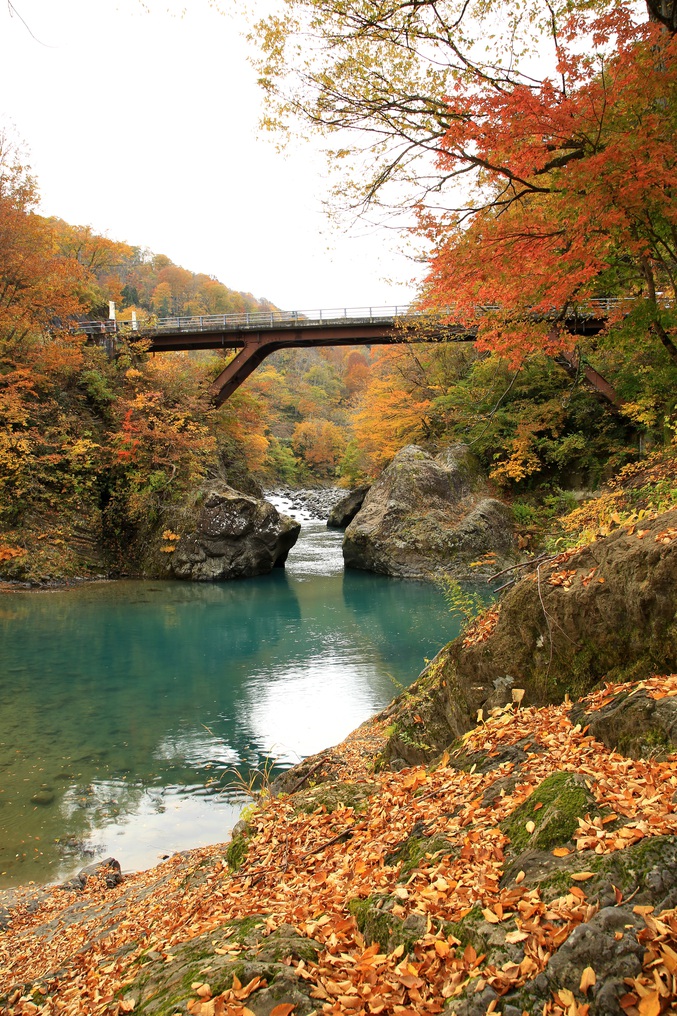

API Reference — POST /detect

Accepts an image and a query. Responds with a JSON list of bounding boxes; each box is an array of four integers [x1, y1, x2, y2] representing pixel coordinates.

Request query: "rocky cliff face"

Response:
[[379, 508, 677, 767], [343, 444, 515, 580], [168, 484, 300, 581]]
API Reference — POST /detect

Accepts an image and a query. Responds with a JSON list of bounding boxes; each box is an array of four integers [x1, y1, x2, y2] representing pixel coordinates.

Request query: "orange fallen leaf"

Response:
[[638, 991, 661, 1016], [269, 1005, 296, 1016], [580, 966, 596, 995], [570, 872, 595, 881], [552, 847, 570, 857]]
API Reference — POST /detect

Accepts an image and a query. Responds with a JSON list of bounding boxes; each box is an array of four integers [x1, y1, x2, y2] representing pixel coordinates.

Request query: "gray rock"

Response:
[[446, 984, 499, 1015], [59, 856, 122, 891], [571, 686, 677, 759], [516, 906, 644, 1016], [327, 485, 370, 528], [170, 485, 300, 581], [127, 916, 320, 1015], [343, 444, 514, 580]]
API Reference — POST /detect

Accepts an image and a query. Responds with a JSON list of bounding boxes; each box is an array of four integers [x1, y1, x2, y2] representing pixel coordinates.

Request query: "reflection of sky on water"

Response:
[[60, 780, 247, 876], [0, 500, 457, 886], [241, 653, 384, 765]]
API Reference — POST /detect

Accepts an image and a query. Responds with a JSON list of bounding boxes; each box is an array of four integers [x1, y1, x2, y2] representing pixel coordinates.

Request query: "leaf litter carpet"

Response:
[[4, 677, 677, 1015]]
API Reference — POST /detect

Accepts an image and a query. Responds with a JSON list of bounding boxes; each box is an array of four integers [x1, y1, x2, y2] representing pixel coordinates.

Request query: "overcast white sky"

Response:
[[0, 0, 421, 309]]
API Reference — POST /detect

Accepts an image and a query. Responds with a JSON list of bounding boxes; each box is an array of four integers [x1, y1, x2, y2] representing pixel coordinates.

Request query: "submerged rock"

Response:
[[343, 444, 514, 580], [169, 485, 300, 581]]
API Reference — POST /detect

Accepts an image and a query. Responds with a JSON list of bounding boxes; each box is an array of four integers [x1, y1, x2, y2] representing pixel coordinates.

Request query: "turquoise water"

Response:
[[0, 504, 458, 887]]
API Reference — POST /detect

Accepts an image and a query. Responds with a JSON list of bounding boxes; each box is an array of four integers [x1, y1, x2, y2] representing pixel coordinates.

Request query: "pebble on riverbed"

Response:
[[30, 789, 55, 806]]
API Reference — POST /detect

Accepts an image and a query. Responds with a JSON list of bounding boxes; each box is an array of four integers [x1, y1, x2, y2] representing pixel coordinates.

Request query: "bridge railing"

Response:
[[140, 305, 413, 333], [71, 296, 645, 338]]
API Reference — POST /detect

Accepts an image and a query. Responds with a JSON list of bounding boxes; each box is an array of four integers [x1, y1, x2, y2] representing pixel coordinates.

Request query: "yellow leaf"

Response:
[[570, 872, 595, 881], [482, 908, 500, 924], [515, 870, 525, 884], [580, 966, 596, 995], [525, 820, 536, 834], [505, 930, 528, 944], [638, 992, 661, 1016]]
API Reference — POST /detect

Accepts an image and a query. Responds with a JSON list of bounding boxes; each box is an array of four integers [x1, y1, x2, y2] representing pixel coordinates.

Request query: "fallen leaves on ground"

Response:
[[3, 676, 677, 1015]]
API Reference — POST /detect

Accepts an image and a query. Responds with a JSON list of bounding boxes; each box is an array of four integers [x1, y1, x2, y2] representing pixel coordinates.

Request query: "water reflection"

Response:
[[0, 515, 457, 886]]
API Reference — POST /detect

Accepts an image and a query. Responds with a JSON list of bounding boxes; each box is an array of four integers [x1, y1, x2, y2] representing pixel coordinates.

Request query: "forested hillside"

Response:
[[2, 85, 677, 584]]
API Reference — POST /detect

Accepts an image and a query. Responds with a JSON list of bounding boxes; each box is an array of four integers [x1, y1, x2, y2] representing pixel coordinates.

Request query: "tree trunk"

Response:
[[646, 0, 677, 33]]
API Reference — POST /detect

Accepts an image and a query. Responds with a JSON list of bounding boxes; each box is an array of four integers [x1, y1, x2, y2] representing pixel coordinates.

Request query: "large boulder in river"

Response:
[[326, 485, 370, 528], [342, 444, 514, 580], [379, 508, 677, 766], [170, 485, 300, 581]]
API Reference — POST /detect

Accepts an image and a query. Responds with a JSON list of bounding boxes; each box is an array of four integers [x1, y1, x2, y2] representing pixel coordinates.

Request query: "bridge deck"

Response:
[[73, 302, 620, 404]]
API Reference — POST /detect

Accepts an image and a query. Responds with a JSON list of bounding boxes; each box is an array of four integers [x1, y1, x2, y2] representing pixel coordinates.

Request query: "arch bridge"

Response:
[[76, 302, 618, 406]]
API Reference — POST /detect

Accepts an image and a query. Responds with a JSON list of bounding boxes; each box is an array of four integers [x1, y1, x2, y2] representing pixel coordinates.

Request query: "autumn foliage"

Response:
[[423, 10, 677, 368]]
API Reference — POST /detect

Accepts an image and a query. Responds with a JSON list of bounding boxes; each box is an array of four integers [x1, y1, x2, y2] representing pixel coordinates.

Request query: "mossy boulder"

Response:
[[450, 836, 677, 1015], [571, 685, 677, 759], [343, 444, 514, 581], [348, 894, 427, 954], [168, 484, 301, 581], [327, 485, 370, 528], [384, 825, 457, 880], [225, 820, 252, 872], [129, 916, 320, 1015], [500, 772, 596, 860], [379, 509, 677, 767]]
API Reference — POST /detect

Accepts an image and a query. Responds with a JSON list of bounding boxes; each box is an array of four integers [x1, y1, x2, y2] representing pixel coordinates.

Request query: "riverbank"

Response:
[[4, 674, 677, 1015]]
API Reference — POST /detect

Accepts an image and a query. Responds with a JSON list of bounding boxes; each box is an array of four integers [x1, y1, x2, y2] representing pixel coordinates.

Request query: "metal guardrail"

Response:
[[74, 306, 414, 336], [72, 298, 639, 338]]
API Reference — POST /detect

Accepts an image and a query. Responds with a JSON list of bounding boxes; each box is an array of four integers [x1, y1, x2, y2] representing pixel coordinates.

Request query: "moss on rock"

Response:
[[348, 895, 426, 954], [129, 916, 320, 1015], [500, 772, 595, 858], [293, 780, 377, 814], [384, 829, 457, 880], [225, 821, 252, 872]]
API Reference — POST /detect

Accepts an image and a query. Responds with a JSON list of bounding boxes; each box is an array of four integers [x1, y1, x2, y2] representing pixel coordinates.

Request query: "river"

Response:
[[0, 495, 460, 888]]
